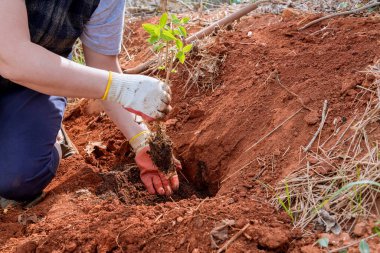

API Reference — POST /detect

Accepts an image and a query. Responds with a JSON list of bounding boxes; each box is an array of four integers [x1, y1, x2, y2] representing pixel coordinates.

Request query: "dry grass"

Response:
[[274, 61, 380, 232], [72, 39, 85, 65], [182, 36, 227, 96]]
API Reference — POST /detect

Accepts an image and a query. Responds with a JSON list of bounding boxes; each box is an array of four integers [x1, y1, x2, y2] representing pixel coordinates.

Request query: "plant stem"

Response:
[[165, 43, 174, 85]]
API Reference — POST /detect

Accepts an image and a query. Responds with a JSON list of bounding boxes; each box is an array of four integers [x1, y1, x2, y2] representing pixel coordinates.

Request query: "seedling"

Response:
[[276, 182, 294, 222], [142, 13, 193, 176], [143, 13, 193, 84]]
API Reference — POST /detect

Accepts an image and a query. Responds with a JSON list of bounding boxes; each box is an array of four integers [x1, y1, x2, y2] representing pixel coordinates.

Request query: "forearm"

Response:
[[83, 46, 149, 140], [102, 101, 149, 139], [2, 42, 108, 98], [0, 0, 108, 99]]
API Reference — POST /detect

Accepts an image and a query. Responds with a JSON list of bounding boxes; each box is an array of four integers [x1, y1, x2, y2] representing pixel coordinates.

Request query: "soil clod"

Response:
[[148, 124, 176, 176]]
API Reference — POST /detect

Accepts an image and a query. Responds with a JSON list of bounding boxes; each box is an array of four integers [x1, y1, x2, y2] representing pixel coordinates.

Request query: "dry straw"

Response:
[[274, 61, 380, 232]]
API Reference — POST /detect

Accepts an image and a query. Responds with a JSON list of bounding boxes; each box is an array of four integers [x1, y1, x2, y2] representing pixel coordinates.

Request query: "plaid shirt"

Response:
[[1, 0, 100, 91]]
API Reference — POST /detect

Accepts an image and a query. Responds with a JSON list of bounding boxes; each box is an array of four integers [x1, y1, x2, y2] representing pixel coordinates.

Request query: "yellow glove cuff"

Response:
[[129, 130, 150, 153], [101, 71, 113, 100]]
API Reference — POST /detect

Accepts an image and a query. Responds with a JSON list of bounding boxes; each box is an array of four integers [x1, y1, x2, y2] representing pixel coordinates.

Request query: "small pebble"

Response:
[[273, 149, 281, 156], [304, 111, 320, 125], [194, 217, 204, 228], [307, 157, 319, 165], [352, 222, 367, 237], [227, 198, 235, 204]]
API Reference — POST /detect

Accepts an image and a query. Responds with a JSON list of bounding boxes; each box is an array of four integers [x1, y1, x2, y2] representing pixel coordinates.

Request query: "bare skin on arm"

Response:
[[0, 0, 108, 99]]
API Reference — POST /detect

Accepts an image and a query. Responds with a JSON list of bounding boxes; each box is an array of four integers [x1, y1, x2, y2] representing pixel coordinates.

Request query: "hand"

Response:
[[135, 146, 181, 195], [105, 73, 172, 121]]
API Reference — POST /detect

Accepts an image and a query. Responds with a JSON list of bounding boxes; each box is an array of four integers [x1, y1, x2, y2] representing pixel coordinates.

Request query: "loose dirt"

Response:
[[1, 11, 380, 252]]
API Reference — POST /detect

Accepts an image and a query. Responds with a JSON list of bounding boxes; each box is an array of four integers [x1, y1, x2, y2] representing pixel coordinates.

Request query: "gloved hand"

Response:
[[103, 73, 172, 121], [130, 131, 181, 195]]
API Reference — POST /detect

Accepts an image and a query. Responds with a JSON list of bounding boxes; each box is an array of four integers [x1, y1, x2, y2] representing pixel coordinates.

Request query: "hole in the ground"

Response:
[[256, 242, 290, 252], [96, 163, 210, 205]]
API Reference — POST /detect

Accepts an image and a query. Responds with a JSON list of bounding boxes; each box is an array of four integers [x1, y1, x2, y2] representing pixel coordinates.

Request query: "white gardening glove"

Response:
[[104, 73, 172, 121]]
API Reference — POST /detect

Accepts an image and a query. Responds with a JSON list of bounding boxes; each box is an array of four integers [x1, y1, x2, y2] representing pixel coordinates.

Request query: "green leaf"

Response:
[[171, 69, 177, 73], [147, 35, 159, 44], [176, 51, 185, 64], [317, 238, 329, 248], [171, 14, 180, 24], [181, 17, 190, 24], [285, 183, 291, 207], [178, 26, 187, 37], [161, 30, 176, 41], [159, 13, 168, 28], [142, 23, 158, 36], [158, 66, 166, 70], [173, 30, 181, 36], [277, 196, 294, 221], [176, 40, 183, 50], [183, 44, 193, 53], [338, 250, 348, 253], [359, 240, 370, 253], [171, 14, 178, 20], [373, 226, 380, 237]]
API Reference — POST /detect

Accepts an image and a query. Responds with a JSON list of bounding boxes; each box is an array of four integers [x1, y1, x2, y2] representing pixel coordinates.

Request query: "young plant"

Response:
[[142, 13, 193, 83], [277, 182, 294, 222], [142, 13, 193, 176]]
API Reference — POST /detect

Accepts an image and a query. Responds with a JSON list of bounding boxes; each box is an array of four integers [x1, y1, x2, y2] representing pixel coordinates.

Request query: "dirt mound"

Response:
[[1, 12, 380, 252], [168, 14, 380, 196]]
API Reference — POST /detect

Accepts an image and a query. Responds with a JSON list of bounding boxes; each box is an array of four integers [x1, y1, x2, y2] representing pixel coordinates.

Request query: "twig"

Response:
[[275, 72, 311, 111], [299, 1, 380, 30], [154, 213, 164, 223], [178, 170, 190, 184], [169, 196, 180, 208], [177, 0, 194, 11], [220, 160, 256, 184], [329, 234, 378, 253], [216, 223, 250, 253], [304, 100, 329, 152], [245, 108, 304, 152], [194, 197, 208, 212], [282, 145, 291, 157]]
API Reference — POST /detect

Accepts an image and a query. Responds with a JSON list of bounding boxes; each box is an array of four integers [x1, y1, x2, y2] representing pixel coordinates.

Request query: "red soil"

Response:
[[1, 12, 380, 252]]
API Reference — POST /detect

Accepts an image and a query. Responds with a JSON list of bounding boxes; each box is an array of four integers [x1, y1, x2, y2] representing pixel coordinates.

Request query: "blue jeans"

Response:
[[0, 85, 66, 201]]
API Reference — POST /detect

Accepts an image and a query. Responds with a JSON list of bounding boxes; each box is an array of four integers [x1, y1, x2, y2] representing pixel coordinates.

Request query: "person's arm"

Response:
[[82, 45, 148, 140], [83, 45, 179, 195], [0, 0, 170, 120], [0, 0, 107, 98]]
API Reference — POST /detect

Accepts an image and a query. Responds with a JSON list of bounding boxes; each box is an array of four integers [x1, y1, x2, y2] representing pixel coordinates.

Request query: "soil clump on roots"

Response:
[[148, 124, 176, 175], [0, 12, 380, 252]]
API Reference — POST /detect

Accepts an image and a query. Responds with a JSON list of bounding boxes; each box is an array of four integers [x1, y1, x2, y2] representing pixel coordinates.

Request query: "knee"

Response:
[[0, 157, 57, 201], [0, 175, 34, 201]]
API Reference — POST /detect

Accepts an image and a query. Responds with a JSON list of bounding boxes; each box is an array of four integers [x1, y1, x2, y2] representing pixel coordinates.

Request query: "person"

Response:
[[0, 0, 180, 204]]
